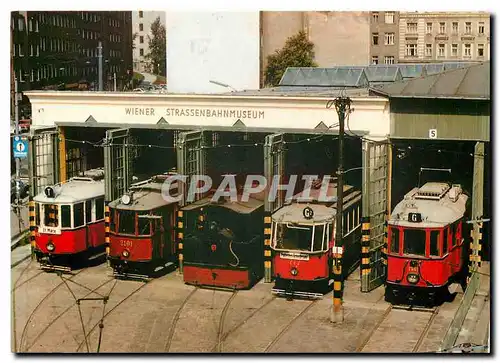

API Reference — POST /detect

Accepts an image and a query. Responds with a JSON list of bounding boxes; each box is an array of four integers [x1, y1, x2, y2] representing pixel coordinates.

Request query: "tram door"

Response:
[[361, 140, 390, 292], [176, 130, 209, 207], [104, 128, 134, 202], [28, 126, 60, 196], [264, 133, 286, 283]]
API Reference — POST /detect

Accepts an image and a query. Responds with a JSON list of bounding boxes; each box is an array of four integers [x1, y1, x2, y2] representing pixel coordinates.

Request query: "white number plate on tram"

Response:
[[40, 226, 62, 235], [280, 252, 310, 261]]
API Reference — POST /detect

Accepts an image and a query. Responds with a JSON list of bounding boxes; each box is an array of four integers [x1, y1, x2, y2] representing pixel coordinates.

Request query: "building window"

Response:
[[452, 22, 458, 33], [438, 43, 445, 57], [464, 43, 471, 56], [372, 12, 379, 23], [384, 56, 394, 64], [384, 33, 395, 45], [30, 44, 33, 56], [371, 56, 379, 65], [426, 22, 432, 34], [407, 22, 417, 33], [18, 44, 23, 57], [18, 18, 24, 31], [30, 69, 35, 82], [478, 43, 484, 57], [439, 22, 446, 33], [451, 43, 458, 56], [139, 11, 143, 18], [139, 23, 143, 31], [405, 44, 417, 57], [425, 44, 432, 57], [385, 12, 394, 24], [479, 22, 485, 34], [28, 19, 33, 32], [140, 35, 144, 44], [19, 69, 25, 83], [372, 33, 379, 45], [465, 22, 471, 34], [140, 48, 144, 56]]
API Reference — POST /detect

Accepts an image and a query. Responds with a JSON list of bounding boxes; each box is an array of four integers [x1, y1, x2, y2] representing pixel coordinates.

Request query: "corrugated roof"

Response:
[[279, 67, 369, 88], [369, 61, 490, 100]]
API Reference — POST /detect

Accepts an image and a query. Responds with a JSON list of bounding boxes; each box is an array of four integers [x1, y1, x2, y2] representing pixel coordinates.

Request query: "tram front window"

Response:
[[274, 223, 326, 252], [403, 228, 426, 256], [118, 210, 136, 235], [138, 214, 152, 236], [43, 204, 58, 227]]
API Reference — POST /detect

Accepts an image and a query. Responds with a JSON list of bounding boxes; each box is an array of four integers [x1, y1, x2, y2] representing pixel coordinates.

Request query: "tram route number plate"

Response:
[[40, 226, 61, 235], [120, 240, 133, 247], [332, 246, 343, 255], [280, 252, 310, 261]]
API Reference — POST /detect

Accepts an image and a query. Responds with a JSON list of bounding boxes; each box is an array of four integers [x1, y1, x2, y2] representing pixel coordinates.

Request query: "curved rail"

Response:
[[215, 291, 238, 353]]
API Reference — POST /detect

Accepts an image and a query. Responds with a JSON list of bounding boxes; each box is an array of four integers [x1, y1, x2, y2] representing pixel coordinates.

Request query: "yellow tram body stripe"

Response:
[[264, 261, 271, 268], [264, 250, 271, 257], [177, 222, 183, 229], [264, 216, 271, 224]]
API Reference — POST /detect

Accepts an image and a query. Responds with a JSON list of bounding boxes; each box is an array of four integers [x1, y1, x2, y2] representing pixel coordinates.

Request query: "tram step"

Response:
[[272, 288, 323, 300], [40, 264, 73, 274]]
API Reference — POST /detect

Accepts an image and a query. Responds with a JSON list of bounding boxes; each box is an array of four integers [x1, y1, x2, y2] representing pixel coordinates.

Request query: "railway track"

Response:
[[163, 287, 200, 352], [23, 276, 116, 352], [75, 278, 155, 352], [263, 299, 318, 353], [355, 304, 440, 353], [215, 291, 238, 353]]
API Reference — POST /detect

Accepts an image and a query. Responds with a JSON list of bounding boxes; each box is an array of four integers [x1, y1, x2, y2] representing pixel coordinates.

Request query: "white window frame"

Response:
[[407, 22, 417, 33], [426, 22, 432, 34], [384, 56, 394, 65], [425, 44, 432, 57], [479, 22, 485, 34], [438, 44, 445, 57], [371, 56, 379, 65], [451, 43, 458, 56], [478, 43, 484, 57], [384, 33, 394, 45], [465, 22, 472, 34], [452, 22, 458, 33], [405, 44, 417, 57], [464, 43, 471, 56], [439, 22, 446, 33], [18, 18, 24, 31], [28, 19, 33, 32], [30, 44, 33, 56], [385, 12, 394, 24], [18, 44, 23, 57]]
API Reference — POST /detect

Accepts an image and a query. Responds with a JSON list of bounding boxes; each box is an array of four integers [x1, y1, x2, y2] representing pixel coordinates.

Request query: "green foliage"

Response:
[[132, 32, 138, 50], [264, 31, 317, 87], [145, 17, 166, 77]]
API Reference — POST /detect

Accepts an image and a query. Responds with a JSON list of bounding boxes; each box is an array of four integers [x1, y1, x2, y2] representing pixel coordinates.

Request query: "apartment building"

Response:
[[370, 11, 400, 65], [398, 12, 490, 63], [132, 11, 166, 73]]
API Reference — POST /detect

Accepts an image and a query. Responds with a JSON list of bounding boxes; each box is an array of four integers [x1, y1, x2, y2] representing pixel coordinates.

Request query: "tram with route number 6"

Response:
[[32, 168, 106, 272], [385, 175, 471, 307], [270, 178, 362, 299]]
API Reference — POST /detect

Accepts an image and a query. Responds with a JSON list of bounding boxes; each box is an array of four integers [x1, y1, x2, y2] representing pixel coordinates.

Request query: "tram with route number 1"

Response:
[[108, 172, 179, 279], [32, 168, 106, 272], [270, 178, 362, 299]]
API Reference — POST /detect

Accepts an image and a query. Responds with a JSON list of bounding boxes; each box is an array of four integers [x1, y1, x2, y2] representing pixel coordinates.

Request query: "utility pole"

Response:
[[98, 41, 103, 91], [14, 77, 21, 205], [331, 95, 352, 323]]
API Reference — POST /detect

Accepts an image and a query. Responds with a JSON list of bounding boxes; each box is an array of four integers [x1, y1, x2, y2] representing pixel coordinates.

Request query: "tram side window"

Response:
[[43, 204, 58, 227], [138, 214, 152, 236], [61, 205, 71, 228], [35, 203, 40, 226], [430, 230, 440, 257], [313, 224, 325, 251], [390, 227, 399, 253], [85, 200, 92, 223], [95, 197, 104, 220], [403, 229, 426, 256], [443, 227, 449, 253], [73, 202, 84, 228], [119, 210, 136, 235]]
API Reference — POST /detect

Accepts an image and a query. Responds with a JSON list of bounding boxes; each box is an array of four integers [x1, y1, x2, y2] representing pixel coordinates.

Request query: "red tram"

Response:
[[32, 169, 106, 272], [270, 179, 362, 299], [108, 173, 179, 278], [181, 191, 265, 290], [385, 182, 470, 307]]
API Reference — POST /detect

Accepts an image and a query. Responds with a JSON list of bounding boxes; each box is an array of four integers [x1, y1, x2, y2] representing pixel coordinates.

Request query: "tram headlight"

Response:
[[290, 267, 298, 276], [121, 194, 132, 205], [407, 273, 419, 284], [46, 242, 55, 252], [122, 250, 130, 258]]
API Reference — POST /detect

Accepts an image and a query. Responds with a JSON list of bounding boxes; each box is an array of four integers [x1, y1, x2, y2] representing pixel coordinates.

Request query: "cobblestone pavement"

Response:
[[11, 260, 487, 353]]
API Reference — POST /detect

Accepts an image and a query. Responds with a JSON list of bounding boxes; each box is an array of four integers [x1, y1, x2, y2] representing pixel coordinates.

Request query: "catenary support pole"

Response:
[[14, 77, 21, 204], [331, 95, 351, 323], [469, 142, 484, 281], [177, 210, 184, 274], [98, 41, 103, 91]]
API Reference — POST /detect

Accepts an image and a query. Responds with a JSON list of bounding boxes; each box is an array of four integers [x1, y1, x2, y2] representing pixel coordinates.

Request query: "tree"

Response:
[[145, 17, 166, 76], [132, 32, 138, 50], [264, 31, 317, 87]]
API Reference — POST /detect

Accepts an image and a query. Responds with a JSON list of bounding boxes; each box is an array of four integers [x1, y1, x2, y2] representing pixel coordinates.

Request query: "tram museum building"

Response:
[[25, 62, 490, 292]]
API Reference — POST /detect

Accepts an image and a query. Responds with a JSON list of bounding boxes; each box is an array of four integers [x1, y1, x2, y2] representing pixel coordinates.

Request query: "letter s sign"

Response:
[[429, 129, 437, 139]]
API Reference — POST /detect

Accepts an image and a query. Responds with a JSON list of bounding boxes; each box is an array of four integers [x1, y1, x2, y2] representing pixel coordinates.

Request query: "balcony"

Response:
[[435, 34, 449, 41], [405, 33, 418, 40], [461, 35, 475, 41]]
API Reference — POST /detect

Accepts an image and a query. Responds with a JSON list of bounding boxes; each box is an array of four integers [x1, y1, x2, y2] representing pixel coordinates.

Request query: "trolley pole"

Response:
[[331, 95, 351, 324], [98, 41, 103, 91]]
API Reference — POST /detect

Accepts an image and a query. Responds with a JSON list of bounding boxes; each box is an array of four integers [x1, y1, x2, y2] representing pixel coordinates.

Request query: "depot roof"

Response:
[[369, 61, 490, 100]]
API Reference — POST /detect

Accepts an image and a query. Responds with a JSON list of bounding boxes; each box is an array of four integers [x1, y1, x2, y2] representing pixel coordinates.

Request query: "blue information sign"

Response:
[[13, 136, 28, 159]]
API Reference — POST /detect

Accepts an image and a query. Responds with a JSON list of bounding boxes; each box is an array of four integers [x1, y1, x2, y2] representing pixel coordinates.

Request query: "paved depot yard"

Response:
[[12, 259, 473, 353]]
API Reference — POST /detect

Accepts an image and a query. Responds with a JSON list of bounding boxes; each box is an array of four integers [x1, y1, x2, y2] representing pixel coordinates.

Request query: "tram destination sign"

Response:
[[280, 252, 310, 261], [40, 226, 62, 235]]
